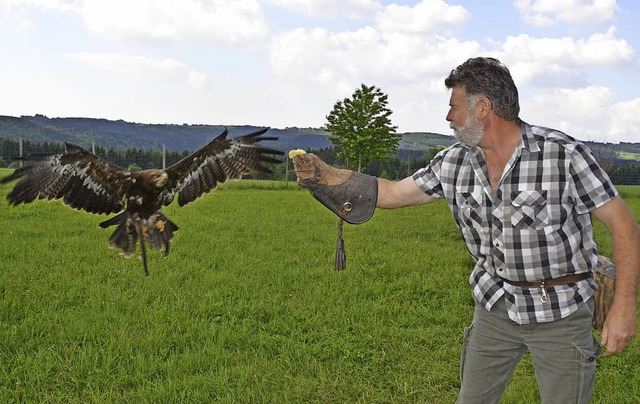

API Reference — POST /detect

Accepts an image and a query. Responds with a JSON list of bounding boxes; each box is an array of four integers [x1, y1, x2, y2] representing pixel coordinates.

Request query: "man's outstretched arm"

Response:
[[593, 196, 640, 356]]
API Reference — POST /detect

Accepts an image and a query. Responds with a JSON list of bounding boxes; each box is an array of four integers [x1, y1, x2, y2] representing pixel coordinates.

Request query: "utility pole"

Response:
[[162, 144, 166, 170]]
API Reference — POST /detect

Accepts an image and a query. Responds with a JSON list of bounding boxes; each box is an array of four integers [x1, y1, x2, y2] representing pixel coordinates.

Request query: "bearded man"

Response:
[[292, 57, 640, 403]]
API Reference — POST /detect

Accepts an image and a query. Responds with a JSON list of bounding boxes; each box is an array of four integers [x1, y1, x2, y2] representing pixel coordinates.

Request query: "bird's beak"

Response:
[[156, 172, 169, 187]]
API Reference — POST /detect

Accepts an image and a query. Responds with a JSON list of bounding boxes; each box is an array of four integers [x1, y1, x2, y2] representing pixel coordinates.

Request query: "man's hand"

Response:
[[601, 301, 637, 356], [290, 151, 351, 187]]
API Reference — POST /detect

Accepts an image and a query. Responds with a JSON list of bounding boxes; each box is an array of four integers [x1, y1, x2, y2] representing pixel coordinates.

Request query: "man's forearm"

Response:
[[611, 218, 640, 305], [376, 177, 437, 209]]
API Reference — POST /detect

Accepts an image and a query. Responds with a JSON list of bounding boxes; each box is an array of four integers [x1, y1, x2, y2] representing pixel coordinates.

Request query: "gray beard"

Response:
[[451, 115, 483, 147]]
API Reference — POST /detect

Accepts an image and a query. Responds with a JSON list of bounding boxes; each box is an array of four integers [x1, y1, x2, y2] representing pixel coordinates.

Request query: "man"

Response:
[[292, 57, 640, 403]]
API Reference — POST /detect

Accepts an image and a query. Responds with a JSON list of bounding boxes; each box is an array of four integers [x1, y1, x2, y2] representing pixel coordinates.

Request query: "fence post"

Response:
[[285, 152, 289, 187]]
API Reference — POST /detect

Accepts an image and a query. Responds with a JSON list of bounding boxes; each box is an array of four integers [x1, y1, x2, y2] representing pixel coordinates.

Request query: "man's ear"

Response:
[[478, 96, 492, 118]]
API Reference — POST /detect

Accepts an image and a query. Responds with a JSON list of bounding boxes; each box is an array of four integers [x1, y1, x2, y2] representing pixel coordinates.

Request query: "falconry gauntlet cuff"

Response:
[[299, 170, 378, 224]]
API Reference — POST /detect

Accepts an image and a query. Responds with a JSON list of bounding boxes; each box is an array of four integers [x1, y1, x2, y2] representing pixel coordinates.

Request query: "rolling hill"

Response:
[[1, 115, 638, 163], [0, 115, 455, 156]]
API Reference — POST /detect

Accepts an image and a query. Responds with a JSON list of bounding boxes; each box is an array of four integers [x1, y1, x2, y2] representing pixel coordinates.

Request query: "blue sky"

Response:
[[0, 0, 638, 143]]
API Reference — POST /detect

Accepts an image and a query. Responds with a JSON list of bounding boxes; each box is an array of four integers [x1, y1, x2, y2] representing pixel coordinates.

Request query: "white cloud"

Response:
[[502, 27, 634, 67], [0, 0, 74, 27], [267, 0, 382, 19], [1, 0, 269, 45], [267, 0, 476, 85], [265, 0, 481, 133], [269, 26, 482, 86], [520, 86, 640, 142], [528, 85, 613, 120], [0, 0, 72, 12], [375, 0, 470, 35], [515, 0, 619, 27], [607, 98, 640, 143], [67, 53, 208, 89], [79, 0, 268, 45], [499, 27, 636, 87]]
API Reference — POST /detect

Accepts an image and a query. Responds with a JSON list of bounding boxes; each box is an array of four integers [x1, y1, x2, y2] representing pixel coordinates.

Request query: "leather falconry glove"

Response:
[[289, 150, 378, 270]]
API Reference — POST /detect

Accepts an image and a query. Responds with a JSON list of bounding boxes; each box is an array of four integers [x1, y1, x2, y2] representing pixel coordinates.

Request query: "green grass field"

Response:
[[1, 168, 639, 403], [618, 151, 640, 161]]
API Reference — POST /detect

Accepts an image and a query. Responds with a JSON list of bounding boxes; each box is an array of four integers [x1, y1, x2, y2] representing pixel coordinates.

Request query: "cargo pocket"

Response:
[[572, 334, 601, 400], [459, 324, 474, 384]]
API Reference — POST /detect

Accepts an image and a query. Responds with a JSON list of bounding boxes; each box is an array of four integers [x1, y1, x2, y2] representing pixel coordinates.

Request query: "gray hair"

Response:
[[445, 57, 520, 121]]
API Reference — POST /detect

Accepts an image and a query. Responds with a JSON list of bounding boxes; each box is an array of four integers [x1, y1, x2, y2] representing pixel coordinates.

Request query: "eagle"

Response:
[[1, 128, 283, 275]]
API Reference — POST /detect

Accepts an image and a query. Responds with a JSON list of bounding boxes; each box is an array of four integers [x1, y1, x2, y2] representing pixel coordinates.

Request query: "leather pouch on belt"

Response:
[[299, 171, 378, 224]]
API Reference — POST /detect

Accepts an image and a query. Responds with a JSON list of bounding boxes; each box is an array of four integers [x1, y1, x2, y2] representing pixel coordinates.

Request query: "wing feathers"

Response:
[[3, 130, 283, 213], [201, 164, 216, 191], [1, 144, 129, 215], [163, 128, 283, 207]]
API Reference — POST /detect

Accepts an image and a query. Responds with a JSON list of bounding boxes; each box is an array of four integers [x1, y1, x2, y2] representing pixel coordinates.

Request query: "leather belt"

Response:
[[500, 272, 591, 288]]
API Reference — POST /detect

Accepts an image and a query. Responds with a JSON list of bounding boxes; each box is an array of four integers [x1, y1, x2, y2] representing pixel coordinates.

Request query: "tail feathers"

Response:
[[100, 212, 179, 272], [99, 211, 127, 228], [100, 212, 138, 257]]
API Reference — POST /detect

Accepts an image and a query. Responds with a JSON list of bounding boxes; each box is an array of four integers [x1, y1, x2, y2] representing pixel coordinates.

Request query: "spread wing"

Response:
[[161, 128, 283, 207], [1, 143, 132, 215]]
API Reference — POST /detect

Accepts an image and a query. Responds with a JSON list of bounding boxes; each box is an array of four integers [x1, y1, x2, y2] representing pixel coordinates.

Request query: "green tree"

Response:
[[424, 145, 446, 165], [325, 84, 400, 172]]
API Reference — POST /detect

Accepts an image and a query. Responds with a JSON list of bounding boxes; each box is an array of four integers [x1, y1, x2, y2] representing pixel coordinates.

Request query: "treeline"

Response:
[[586, 141, 640, 156], [0, 138, 434, 182], [0, 138, 191, 171], [608, 167, 640, 186], [2, 138, 640, 184], [313, 146, 438, 180]]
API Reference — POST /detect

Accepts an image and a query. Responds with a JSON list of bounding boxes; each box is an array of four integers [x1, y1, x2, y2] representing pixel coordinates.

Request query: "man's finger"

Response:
[[290, 152, 319, 182]]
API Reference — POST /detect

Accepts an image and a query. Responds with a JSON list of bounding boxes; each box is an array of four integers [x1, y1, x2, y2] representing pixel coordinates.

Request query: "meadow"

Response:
[[1, 168, 639, 403]]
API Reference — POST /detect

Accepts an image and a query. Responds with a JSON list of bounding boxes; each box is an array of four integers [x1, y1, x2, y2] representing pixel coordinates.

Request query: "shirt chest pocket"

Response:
[[510, 190, 549, 230], [456, 190, 484, 228]]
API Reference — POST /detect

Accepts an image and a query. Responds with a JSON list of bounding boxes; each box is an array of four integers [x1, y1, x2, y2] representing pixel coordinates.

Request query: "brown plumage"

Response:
[[1, 128, 283, 275]]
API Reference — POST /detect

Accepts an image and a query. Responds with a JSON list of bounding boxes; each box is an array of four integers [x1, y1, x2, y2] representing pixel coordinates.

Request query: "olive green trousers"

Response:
[[457, 297, 601, 404]]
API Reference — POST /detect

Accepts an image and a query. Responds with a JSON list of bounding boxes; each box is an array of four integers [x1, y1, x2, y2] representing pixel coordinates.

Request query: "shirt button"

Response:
[[498, 268, 504, 272]]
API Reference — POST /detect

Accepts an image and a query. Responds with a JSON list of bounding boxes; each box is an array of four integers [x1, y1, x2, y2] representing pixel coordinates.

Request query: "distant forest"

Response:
[[1, 115, 639, 184], [2, 137, 640, 185], [0, 138, 434, 182]]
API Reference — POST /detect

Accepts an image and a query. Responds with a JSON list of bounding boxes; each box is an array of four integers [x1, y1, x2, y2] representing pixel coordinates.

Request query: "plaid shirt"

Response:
[[413, 122, 618, 324]]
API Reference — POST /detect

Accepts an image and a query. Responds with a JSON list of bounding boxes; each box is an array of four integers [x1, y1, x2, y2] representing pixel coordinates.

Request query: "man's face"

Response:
[[446, 86, 484, 147]]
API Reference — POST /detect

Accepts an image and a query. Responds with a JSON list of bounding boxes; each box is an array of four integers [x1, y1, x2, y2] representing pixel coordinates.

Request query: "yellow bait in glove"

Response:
[[288, 149, 306, 159]]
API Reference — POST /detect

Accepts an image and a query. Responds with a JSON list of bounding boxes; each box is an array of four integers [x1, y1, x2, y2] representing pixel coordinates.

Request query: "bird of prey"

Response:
[[1, 128, 283, 275]]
